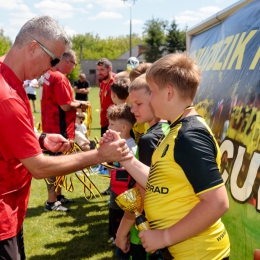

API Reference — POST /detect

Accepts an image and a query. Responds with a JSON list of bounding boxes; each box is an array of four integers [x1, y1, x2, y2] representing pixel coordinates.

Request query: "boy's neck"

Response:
[[148, 117, 163, 128], [120, 131, 131, 140]]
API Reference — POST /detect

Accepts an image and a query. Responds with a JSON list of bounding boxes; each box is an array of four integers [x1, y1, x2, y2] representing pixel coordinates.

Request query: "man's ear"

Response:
[[28, 41, 37, 57]]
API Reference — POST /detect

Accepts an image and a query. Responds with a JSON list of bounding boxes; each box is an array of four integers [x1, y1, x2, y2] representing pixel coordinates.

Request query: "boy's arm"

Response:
[[116, 211, 135, 253], [120, 157, 149, 189], [138, 185, 229, 252], [101, 129, 150, 189]]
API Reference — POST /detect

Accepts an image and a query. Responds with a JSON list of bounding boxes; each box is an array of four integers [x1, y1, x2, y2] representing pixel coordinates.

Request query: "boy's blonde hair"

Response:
[[129, 62, 152, 82], [114, 71, 129, 80], [128, 74, 151, 94], [107, 103, 136, 126], [146, 52, 201, 100]]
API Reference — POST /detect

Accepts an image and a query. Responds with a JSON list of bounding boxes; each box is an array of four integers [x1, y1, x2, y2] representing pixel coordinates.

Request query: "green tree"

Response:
[[164, 20, 186, 54], [70, 33, 142, 60], [67, 33, 143, 83], [0, 29, 12, 56], [142, 18, 167, 62]]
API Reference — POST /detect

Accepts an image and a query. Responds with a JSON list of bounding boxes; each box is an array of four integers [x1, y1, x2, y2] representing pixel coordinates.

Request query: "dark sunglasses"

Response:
[[69, 60, 77, 67], [30, 36, 61, 67]]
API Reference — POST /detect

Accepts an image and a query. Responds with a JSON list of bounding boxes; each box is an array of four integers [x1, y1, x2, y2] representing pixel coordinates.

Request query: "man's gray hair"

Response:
[[14, 15, 72, 50], [62, 49, 76, 60]]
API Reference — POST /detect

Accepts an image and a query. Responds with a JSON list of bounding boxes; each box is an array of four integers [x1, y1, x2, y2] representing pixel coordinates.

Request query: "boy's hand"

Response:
[[97, 138, 132, 162], [139, 229, 169, 252], [99, 129, 121, 145], [115, 234, 130, 253]]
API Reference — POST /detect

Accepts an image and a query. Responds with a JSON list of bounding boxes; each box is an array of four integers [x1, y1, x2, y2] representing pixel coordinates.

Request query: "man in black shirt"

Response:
[[73, 73, 91, 101]]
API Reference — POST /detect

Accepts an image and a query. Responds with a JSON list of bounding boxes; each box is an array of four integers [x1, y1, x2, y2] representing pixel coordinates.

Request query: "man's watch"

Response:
[[39, 133, 47, 149]]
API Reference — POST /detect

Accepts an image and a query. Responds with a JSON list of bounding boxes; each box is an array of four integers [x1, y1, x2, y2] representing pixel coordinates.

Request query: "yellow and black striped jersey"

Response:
[[144, 115, 230, 260]]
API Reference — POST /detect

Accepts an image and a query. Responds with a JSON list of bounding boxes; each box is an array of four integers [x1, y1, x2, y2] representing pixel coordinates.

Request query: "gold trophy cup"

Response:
[[115, 187, 150, 231], [115, 187, 173, 260]]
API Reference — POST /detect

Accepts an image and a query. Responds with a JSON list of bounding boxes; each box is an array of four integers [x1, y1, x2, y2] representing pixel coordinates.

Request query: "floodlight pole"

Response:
[[122, 0, 137, 58]]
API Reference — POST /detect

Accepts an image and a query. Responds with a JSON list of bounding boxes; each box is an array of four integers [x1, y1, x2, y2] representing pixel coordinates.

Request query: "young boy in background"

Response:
[[116, 74, 169, 260], [129, 63, 152, 145], [107, 103, 137, 260], [111, 77, 131, 105]]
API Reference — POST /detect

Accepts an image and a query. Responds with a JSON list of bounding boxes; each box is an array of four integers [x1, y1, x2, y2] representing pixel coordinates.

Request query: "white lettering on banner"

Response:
[[220, 140, 260, 211], [220, 140, 234, 183]]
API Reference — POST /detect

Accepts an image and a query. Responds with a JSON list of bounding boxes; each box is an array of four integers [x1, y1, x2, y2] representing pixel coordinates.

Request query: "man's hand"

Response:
[[44, 134, 73, 153], [80, 139, 90, 151], [97, 136, 132, 162], [81, 101, 90, 112]]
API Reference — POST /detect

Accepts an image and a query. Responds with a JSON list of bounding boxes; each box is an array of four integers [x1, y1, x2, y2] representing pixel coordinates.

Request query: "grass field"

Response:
[[25, 86, 260, 259], [24, 86, 118, 260]]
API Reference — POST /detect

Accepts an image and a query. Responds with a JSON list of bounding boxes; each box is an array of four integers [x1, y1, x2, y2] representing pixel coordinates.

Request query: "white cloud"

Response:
[[52, 0, 89, 2], [88, 12, 123, 20], [83, 0, 125, 9], [34, 1, 75, 19], [63, 25, 78, 37], [9, 11, 38, 26], [175, 6, 221, 26], [74, 7, 89, 14], [125, 19, 143, 25], [51, 0, 125, 9], [0, 1, 29, 11], [86, 3, 93, 9]]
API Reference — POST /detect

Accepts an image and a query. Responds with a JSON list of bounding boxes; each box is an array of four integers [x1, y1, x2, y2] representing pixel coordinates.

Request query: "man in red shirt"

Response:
[[41, 50, 89, 212], [0, 16, 131, 260], [97, 58, 115, 136]]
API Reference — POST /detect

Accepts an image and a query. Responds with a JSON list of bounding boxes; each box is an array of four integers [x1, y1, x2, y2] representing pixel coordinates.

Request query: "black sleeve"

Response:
[[86, 80, 91, 88], [74, 80, 78, 87], [138, 133, 158, 167], [174, 128, 223, 194]]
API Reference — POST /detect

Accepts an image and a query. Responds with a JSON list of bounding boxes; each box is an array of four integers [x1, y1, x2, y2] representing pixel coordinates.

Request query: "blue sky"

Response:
[[0, 0, 239, 42]]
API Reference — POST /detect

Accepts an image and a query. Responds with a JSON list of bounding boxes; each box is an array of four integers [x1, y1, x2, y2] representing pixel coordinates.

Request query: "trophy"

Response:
[[115, 187, 173, 260], [115, 187, 150, 231]]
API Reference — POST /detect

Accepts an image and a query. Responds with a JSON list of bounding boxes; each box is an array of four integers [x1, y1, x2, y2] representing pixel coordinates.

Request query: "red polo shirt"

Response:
[[41, 70, 76, 139], [99, 77, 114, 127], [0, 62, 42, 240]]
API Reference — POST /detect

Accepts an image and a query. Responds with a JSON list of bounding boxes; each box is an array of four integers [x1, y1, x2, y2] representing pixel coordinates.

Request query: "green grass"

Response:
[[25, 86, 117, 260], [222, 189, 260, 260], [28, 87, 260, 259]]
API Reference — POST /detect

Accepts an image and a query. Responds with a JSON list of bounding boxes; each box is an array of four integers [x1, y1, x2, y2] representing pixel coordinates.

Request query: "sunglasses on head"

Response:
[[30, 36, 61, 67]]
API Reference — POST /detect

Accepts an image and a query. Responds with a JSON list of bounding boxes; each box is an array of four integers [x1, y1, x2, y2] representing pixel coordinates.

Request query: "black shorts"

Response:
[[27, 93, 36, 100], [130, 243, 147, 260], [0, 228, 26, 260], [109, 207, 124, 239], [101, 125, 109, 137]]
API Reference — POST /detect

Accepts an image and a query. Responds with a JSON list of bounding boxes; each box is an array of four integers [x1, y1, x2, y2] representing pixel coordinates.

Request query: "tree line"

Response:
[[0, 18, 186, 82]]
